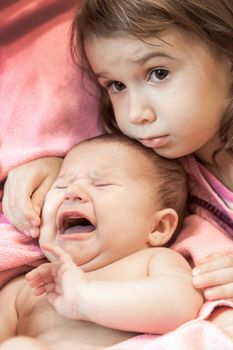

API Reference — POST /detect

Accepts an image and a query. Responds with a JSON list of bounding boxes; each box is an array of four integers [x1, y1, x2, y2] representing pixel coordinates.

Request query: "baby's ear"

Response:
[[148, 208, 178, 247]]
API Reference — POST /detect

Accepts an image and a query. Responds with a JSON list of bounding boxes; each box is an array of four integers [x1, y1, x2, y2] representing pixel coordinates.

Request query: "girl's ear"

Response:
[[148, 208, 178, 247]]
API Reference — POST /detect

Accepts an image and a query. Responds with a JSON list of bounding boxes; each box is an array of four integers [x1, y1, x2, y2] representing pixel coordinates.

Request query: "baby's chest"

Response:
[[17, 294, 73, 338], [17, 294, 133, 349]]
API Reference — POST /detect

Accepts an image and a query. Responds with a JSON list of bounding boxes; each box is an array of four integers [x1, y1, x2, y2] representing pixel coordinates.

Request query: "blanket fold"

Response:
[[0, 221, 45, 288]]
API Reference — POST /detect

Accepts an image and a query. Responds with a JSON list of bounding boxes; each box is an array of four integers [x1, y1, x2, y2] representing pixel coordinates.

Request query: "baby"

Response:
[[0, 134, 202, 350]]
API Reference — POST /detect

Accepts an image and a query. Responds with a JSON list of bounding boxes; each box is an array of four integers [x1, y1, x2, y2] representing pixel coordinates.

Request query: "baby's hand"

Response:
[[2, 157, 62, 238], [26, 244, 88, 320], [192, 253, 233, 300]]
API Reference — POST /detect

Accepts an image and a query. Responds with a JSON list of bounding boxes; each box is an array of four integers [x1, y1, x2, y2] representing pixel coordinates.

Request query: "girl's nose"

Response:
[[128, 93, 156, 125], [129, 107, 156, 124], [65, 183, 89, 203]]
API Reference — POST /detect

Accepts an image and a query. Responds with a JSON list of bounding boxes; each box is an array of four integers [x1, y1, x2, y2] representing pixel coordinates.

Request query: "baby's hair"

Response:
[[71, 0, 233, 152], [79, 133, 188, 241]]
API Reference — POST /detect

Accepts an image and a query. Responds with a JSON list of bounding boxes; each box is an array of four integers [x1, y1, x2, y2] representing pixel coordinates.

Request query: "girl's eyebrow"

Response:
[[96, 52, 176, 78], [96, 71, 109, 79], [132, 51, 175, 64]]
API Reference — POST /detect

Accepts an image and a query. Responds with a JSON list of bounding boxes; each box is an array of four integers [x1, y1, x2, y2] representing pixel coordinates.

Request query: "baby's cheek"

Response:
[[39, 190, 63, 247]]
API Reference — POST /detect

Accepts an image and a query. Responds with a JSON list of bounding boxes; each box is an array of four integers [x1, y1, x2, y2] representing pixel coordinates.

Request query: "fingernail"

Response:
[[31, 220, 39, 227], [192, 276, 202, 288], [204, 289, 214, 299], [24, 230, 30, 237], [192, 268, 200, 276], [29, 229, 39, 238]]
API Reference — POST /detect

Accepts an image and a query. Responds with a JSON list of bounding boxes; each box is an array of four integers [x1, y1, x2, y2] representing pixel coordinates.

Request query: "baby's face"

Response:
[[39, 141, 159, 271]]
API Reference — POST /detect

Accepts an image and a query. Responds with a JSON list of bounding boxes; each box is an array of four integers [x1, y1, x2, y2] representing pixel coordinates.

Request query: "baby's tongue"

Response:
[[64, 224, 95, 235]]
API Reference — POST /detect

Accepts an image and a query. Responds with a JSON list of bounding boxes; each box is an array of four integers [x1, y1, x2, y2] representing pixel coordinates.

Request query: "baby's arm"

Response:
[[27, 245, 203, 334], [0, 277, 24, 342], [0, 336, 50, 350], [2, 157, 62, 237]]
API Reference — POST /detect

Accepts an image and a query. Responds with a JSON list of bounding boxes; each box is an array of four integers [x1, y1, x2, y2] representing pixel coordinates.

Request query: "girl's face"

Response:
[[85, 29, 232, 160]]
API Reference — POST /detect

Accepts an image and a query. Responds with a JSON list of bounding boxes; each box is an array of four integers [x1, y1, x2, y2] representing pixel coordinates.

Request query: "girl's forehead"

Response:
[[84, 28, 204, 67], [85, 27, 196, 50]]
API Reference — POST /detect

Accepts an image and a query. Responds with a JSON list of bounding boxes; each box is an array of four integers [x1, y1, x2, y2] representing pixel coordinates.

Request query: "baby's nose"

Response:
[[65, 183, 89, 202]]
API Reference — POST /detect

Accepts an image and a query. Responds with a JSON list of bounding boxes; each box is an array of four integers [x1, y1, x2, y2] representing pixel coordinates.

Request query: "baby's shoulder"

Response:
[[147, 247, 192, 277]]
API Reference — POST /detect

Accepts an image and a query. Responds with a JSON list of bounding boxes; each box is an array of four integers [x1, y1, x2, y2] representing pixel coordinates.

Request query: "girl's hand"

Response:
[[2, 157, 63, 238], [26, 244, 88, 320], [192, 253, 233, 300]]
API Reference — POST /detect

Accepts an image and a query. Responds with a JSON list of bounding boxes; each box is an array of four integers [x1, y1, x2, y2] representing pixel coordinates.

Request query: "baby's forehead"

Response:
[[64, 140, 137, 163], [61, 140, 157, 179]]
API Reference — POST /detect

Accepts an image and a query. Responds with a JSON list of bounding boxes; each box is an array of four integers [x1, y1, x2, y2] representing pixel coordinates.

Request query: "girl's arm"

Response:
[[26, 245, 203, 334], [2, 157, 63, 237]]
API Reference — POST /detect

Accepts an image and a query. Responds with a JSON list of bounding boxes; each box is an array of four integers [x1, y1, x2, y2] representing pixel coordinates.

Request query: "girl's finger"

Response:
[[193, 256, 233, 275], [204, 283, 233, 300], [196, 252, 223, 265], [193, 268, 233, 289]]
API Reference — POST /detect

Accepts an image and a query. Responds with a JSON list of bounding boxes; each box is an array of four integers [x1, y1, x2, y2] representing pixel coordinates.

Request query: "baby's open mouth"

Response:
[[59, 213, 96, 235]]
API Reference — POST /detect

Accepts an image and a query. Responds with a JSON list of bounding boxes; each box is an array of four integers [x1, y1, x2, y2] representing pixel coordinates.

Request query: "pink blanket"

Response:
[[0, 214, 45, 288], [0, 0, 102, 181], [106, 215, 233, 349], [0, 0, 102, 284], [107, 315, 233, 350]]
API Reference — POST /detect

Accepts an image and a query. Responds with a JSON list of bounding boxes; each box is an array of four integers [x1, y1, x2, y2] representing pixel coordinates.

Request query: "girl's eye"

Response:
[[149, 68, 169, 82], [108, 81, 126, 93]]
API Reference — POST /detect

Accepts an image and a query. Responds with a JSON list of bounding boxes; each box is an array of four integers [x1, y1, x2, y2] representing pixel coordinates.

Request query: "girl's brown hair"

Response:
[[71, 0, 233, 150]]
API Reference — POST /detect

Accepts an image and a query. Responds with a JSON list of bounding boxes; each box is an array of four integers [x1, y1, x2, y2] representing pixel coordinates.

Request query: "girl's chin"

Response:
[[152, 146, 185, 159]]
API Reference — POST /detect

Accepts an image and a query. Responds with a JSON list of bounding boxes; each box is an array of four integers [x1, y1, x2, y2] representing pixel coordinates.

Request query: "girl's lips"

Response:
[[139, 135, 169, 149]]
